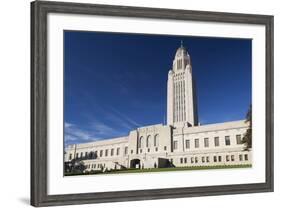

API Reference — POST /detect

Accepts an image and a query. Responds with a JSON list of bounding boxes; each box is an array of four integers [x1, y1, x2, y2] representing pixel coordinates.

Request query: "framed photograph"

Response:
[[31, 0, 274, 207]]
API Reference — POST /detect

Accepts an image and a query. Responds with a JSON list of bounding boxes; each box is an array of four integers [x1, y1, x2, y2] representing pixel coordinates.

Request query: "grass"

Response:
[[64, 164, 252, 176]]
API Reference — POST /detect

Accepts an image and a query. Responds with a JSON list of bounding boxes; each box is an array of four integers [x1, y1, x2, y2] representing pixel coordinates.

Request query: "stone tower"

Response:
[[167, 42, 198, 127]]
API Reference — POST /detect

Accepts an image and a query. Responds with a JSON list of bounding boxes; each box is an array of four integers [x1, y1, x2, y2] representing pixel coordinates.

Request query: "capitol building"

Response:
[[64, 44, 251, 172]]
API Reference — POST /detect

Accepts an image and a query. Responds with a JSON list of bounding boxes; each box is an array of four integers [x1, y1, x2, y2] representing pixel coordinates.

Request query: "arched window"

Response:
[[146, 135, 151, 148], [154, 134, 159, 147], [139, 136, 143, 148]]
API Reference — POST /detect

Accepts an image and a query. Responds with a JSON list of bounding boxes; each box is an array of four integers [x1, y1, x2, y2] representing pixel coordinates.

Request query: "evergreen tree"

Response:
[[242, 105, 252, 150]]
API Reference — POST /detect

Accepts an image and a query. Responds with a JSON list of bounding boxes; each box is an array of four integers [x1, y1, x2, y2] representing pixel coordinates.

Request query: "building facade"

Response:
[[65, 44, 251, 172]]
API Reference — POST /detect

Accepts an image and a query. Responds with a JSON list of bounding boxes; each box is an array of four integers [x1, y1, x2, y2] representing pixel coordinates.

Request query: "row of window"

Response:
[[138, 134, 159, 148], [178, 154, 249, 164], [139, 147, 159, 153], [68, 146, 129, 160], [173, 134, 243, 150], [173, 80, 186, 122], [176, 59, 188, 70], [85, 163, 105, 169]]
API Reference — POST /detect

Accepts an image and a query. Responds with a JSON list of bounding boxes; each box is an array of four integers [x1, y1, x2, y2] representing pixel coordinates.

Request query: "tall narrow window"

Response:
[[146, 135, 151, 148], [204, 138, 209, 147], [68, 154, 72, 160], [236, 134, 242, 144], [185, 140, 190, 149], [139, 136, 143, 148], [124, 147, 128, 155], [214, 137, 220, 147], [173, 141, 178, 150], [105, 149, 108, 157], [225, 136, 231, 146], [80, 152, 83, 158], [191, 157, 194, 163], [226, 155, 230, 162], [154, 134, 159, 147], [99, 150, 103, 157], [195, 139, 199, 148], [239, 154, 243, 161], [117, 148, 120, 155], [214, 156, 217, 162], [111, 148, 114, 156]]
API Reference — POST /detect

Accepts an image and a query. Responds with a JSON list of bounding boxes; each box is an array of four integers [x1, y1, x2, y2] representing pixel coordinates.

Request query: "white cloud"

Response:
[[64, 122, 100, 143]]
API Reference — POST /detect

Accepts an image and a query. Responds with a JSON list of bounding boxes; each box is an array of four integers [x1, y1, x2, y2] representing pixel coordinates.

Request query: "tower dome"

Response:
[[175, 41, 189, 58], [172, 41, 191, 71]]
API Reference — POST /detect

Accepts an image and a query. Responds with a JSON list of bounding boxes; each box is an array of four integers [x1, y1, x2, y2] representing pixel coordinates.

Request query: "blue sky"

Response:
[[64, 31, 252, 146]]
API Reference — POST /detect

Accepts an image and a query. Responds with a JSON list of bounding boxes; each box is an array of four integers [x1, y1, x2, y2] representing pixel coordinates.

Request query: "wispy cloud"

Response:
[[64, 119, 129, 146], [64, 122, 100, 144], [108, 107, 142, 128], [90, 120, 125, 138]]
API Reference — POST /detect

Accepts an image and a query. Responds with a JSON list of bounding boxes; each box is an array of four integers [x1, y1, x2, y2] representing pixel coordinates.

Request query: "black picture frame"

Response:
[[31, 0, 274, 207]]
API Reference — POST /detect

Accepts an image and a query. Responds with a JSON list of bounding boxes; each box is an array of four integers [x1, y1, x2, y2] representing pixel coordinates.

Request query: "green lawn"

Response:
[[65, 164, 252, 176]]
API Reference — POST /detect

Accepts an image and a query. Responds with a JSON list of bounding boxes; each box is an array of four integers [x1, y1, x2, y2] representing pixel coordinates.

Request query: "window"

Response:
[[225, 136, 231, 146], [214, 156, 217, 162], [147, 148, 150, 152], [76, 153, 79, 158], [218, 156, 222, 162], [214, 137, 219, 146], [202, 157, 205, 163], [154, 134, 159, 147], [184, 158, 187, 163], [85, 152, 88, 158], [68, 154, 72, 160], [173, 141, 178, 150], [105, 149, 108, 157], [155, 147, 158, 152], [94, 164, 96, 168], [117, 148, 120, 155], [164, 146, 167, 151], [191, 157, 194, 163], [124, 147, 128, 155], [111, 148, 114, 156], [204, 138, 209, 147], [236, 134, 242, 144], [99, 150, 103, 157], [226, 155, 230, 162], [139, 136, 143, 148], [195, 139, 199, 148], [180, 158, 183, 163], [206, 156, 210, 162], [91, 164, 94, 168], [195, 157, 198, 163], [244, 154, 248, 160], [239, 154, 243, 161], [146, 135, 151, 148], [231, 155, 235, 161], [131, 150, 133, 154], [80, 152, 83, 158], [140, 149, 142, 153], [185, 140, 190, 149]]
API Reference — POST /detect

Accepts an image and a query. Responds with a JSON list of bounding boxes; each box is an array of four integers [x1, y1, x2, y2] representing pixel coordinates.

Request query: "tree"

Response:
[[64, 158, 86, 174], [242, 105, 252, 150]]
